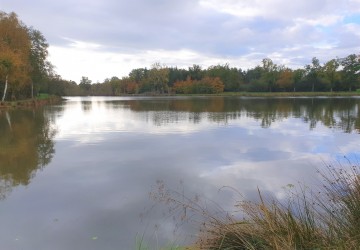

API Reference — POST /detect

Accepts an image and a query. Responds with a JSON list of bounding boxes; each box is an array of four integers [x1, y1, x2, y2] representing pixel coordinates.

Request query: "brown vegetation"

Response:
[[151, 163, 360, 249]]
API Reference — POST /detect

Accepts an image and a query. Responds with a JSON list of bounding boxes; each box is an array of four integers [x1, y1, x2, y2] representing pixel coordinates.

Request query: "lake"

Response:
[[0, 96, 359, 249]]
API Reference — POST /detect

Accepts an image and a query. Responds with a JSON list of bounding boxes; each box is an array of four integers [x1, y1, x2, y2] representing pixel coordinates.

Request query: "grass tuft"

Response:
[[152, 163, 360, 249]]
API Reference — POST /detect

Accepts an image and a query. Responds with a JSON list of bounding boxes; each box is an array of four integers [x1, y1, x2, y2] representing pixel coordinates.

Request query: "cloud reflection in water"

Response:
[[0, 96, 359, 249]]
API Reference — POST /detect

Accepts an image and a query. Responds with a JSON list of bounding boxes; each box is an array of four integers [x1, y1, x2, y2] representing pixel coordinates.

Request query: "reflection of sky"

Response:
[[1, 97, 360, 249], [56, 97, 215, 140]]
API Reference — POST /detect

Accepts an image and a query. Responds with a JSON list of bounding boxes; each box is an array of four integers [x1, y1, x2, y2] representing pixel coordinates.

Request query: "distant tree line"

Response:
[[72, 55, 360, 96], [1, 11, 360, 99]]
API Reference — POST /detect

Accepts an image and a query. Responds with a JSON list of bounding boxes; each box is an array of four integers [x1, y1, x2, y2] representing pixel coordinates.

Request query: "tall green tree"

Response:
[[292, 68, 305, 92], [129, 68, 148, 83], [103, 76, 122, 95], [188, 64, 203, 81], [28, 27, 53, 97], [305, 57, 323, 92], [243, 66, 266, 92], [168, 67, 187, 87], [261, 58, 278, 92], [79, 76, 92, 95], [145, 63, 169, 94], [205, 64, 243, 91], [340, 54, 360, 91], [323, 59, 340, 92]]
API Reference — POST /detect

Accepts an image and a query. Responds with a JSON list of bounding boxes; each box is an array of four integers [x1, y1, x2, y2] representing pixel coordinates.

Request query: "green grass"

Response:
[[135, 232, 196, 250], [36, 93, 50, 99], [0, 94, 62, 109], [136, 237, 193, 250], [152, 163, 360, 249]]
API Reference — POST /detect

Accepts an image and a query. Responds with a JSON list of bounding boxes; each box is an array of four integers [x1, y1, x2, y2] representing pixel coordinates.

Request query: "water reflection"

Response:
[[81, 101, 93, 112], [0, 96, 359, 250], [63, 97, 360, 135], [0, 108, 57, 199]]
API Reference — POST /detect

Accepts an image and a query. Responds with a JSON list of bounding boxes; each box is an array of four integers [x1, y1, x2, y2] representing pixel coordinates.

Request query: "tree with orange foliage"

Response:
[[125, 82, 138, 94], [173, 76, 193, 94], [174, 76, 224, 94], [195, 77, 224, 94], [0, 12, 31, 101], [276, 68, 294, 91]]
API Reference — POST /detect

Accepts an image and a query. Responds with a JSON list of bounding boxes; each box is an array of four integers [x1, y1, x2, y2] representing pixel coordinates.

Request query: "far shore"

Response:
[[103, 91, 360, 97], [1, 91, 359, 109], [174, 91, 360, 97]]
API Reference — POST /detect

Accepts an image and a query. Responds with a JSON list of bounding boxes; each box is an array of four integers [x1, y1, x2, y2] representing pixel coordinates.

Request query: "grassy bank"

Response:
[[152, 163, 360, 249], [126, 91, 360, 97], [0, 94, 63, 109], [176, 91, 360, 97]]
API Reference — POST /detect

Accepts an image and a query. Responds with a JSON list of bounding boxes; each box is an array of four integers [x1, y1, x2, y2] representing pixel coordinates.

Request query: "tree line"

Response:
[[72, 55, 360, 96], [1, 11, 360, 99]]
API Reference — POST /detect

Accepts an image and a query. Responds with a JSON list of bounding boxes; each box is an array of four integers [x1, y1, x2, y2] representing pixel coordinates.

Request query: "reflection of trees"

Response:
[[106, 97, 360, 133], [81, 101, 92, 112], [0, 109, 56, 199], [293, 98, 359, 132]]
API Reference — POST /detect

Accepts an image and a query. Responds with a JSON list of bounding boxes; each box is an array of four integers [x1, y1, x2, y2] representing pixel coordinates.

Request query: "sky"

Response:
[[2, 0, 360, 83]]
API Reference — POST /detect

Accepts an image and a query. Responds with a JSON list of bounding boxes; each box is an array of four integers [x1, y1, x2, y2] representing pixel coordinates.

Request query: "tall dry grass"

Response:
[[151, 163, 360, 249]]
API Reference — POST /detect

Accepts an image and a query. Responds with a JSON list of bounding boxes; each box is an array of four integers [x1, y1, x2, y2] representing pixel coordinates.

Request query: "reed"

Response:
[[152, 163, 360, 249]]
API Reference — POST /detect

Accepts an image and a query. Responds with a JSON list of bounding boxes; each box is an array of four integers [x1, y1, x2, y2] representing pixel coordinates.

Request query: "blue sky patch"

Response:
[[344, 14, 360, 24]]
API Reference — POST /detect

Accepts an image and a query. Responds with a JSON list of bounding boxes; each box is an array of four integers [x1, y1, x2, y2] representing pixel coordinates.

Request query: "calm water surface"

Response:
[[0, 96, 360, 249]]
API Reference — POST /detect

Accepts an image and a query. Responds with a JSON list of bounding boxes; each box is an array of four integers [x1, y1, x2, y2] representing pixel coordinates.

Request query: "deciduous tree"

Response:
[[305, 57, 323, 92], [206, 64, 243, 91], [146, 63, 169, 94], [0, 12, 31, 101], [340, 54, 360, 91], [276, 68, 294, 91], [323, 59, 340, 92], [261, 58, 278, 92], [28, 27, 53, 96]]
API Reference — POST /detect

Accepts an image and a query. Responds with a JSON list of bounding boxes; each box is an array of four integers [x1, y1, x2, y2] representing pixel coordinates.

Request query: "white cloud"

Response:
[[296, 15, 343, 26], [49, 40, 264, 82], [3, 0, 360, 81], [344, 23, 360, 36], [200, 0, 352, 22], [199, 0, 262, 18], [48, 45, 126, 82]]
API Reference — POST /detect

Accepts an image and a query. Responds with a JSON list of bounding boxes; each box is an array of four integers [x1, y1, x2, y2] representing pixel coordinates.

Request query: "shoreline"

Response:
[[197, 91, 360, 97], [83, 91, 360, 97], [2, 92, 359, 108], [0, 96, 63, 109], [173, 92, 360, 97]]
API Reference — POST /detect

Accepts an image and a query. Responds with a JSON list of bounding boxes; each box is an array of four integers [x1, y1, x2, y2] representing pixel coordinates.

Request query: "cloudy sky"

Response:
[[2, 0, 360, 82]]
